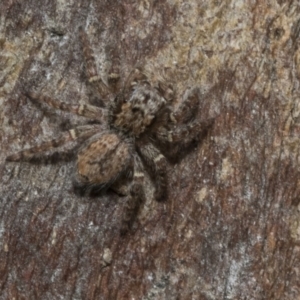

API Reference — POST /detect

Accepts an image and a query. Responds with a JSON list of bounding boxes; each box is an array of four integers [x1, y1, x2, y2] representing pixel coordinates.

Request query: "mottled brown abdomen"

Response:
[[76, 133, 132, 186]]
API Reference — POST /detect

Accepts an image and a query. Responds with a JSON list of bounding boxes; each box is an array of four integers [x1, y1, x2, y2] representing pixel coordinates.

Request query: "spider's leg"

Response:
[[137, 142, 168, 202], [149, 87, 201, 142], [155, 118, 214, 146], [6, 124, 101, 162], [123, 67, 147, 93], [26, 92, 106, 122], [79, 27, 111, 98], [154, 86, 214, 148], [120, 154, 145, 235], [173, 87, 201, 123], [105, 44, 120, 87], [156, 74, 174, 102]]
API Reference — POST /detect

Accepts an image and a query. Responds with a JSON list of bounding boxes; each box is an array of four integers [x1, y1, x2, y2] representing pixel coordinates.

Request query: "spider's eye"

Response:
[[132, 107, 140, 113]]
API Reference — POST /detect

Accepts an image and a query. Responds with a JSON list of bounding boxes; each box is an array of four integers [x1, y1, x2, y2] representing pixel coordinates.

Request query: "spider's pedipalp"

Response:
[[6, 124, 102, 162], [73, 132, 133, 194], [120, 155, 145, 235], [27, 92, 106, 122]]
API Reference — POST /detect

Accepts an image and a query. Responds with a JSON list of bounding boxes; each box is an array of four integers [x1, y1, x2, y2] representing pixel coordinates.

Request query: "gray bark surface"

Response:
[[1, 1, 300, 299]]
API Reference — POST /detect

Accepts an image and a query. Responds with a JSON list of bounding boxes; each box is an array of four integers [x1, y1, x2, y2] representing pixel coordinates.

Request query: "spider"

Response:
[[6, 28, 213, 234]]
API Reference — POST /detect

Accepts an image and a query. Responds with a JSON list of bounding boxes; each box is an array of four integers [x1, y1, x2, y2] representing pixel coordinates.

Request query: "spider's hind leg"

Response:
[[120, 155, 146, 235], [137, 142, 168, 202], [6, 124, 101, 162]]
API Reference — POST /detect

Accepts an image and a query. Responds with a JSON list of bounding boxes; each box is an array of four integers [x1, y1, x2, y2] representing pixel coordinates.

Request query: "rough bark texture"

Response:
[[1, 1, 300, 299]]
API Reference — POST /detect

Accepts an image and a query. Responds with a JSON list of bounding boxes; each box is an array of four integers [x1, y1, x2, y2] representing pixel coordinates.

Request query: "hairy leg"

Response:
[[105, 44, 120, 87], [123, 68, 148, 93], [120, 155, 145, 235], [173, 87, 201, 123], [155, 117, 214, 146], [154, 86, 214, 149], [137, 142, 168, 202], [79, 27, 109, 97], [6, 124, 102, 162], [79, 27, 120, 99], [26, 92, 107, 122]]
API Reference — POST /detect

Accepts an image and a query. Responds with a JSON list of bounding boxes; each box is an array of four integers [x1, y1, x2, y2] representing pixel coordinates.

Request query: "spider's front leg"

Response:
[[155, 87, 214, 149], [26, 92, 106, 122], [137, 143, 168, 202], [79, 27, 120, 99], [172, 87, 201, 123], [160, 117, 214, 146]]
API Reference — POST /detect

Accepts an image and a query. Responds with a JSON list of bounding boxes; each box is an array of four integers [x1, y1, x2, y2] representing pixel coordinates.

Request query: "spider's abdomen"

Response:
[[112, 84, 166, 136], [74, 133, 132, 189]]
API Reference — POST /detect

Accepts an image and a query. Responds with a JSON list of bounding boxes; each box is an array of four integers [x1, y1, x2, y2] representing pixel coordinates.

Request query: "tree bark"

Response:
[[1, 1, 300, 299]]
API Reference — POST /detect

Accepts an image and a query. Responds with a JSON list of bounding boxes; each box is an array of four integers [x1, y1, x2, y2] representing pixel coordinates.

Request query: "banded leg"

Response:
[[151, 87, 203, 145], [79, 27, 110, 98], [123, 68, 147, 92], [26, 92, 106, 122], [156, 118, 214, 146], [153, 88, 213, 160], [105, 44, 120, 87], [173, 87, 201, 123], [156, 73, 174, 102], [6, 124, 101, 162], [137, 143, 168, 202], [120, 155, 145, 235]]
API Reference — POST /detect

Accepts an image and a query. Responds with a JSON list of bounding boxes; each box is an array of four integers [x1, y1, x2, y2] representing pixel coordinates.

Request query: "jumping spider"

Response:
[[6, 28, 212, 234]]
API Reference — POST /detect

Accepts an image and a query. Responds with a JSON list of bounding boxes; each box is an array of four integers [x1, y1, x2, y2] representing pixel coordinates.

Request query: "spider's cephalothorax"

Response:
[[6, 28, 213, 235], [112, 82, 166, 136]]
